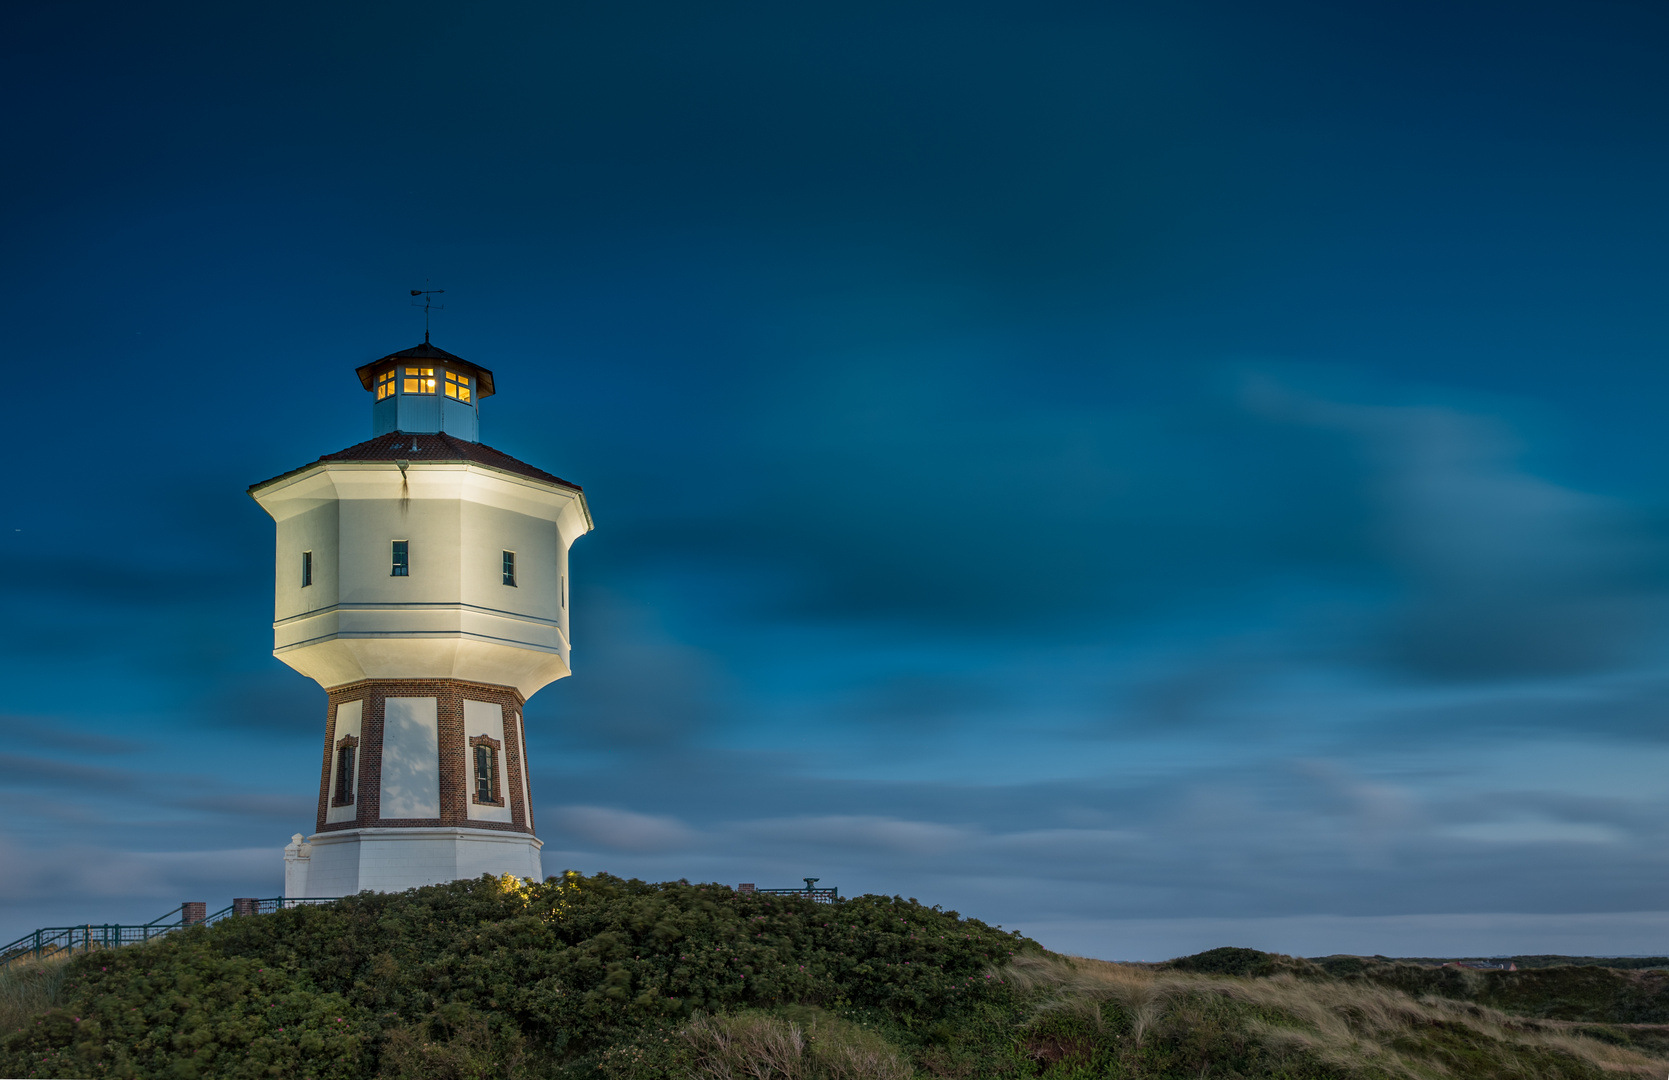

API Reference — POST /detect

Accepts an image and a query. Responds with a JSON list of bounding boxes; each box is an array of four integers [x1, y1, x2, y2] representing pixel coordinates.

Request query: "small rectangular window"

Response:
[[502, 550, 516, 587], [302, 550, 313, 588], [375, 369, 395, 401], [445, 370, 471, 402], [391, 540, 409, 577]]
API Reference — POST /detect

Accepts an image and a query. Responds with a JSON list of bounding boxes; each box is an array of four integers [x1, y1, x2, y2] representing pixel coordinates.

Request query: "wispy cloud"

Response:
[[1246, 375, 1669, 680], [548, 806, 699, 853], [738, 815, 976, 855]]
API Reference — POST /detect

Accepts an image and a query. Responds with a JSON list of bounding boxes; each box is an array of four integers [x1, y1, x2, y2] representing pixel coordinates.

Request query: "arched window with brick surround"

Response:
[[333, 734, 359, 806], [470, 734, 504, 806]]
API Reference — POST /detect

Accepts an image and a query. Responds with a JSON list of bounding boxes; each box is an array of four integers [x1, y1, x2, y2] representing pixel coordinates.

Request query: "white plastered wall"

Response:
[[326, 699, 363, 824], [380, 697, 439, 818], [338, 488, 463, 606], [275, 499, 340, 620], [256, 462, 591, 697], [459, 500, 562, 631], [463, 700, 513, 823], [303, 828, 543, 895]]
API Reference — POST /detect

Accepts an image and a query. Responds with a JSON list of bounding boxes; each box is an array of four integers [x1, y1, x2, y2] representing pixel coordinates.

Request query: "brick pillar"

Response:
[[232, 898, 259, 916], [181, 902, 207, 926]]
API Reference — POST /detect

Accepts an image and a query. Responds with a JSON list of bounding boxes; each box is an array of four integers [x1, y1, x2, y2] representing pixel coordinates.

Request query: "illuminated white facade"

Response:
[[256, 459, 588, 698]]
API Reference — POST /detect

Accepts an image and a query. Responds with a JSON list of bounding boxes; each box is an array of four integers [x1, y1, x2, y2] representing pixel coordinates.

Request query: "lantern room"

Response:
[[356, 342, 497, 442]]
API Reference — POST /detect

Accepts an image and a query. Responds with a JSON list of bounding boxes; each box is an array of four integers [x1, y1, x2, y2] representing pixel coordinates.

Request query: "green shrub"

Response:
[[1168, 947, 1283, 978]]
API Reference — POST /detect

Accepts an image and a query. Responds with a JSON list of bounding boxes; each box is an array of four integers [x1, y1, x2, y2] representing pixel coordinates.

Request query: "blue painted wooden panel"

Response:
[[372, 396, 399, 436], [441, 397, 478, 441], [396, 394, 443, 433]]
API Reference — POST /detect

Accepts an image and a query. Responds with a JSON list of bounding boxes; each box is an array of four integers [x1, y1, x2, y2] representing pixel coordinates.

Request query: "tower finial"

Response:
[[410, 287, 445, 343]]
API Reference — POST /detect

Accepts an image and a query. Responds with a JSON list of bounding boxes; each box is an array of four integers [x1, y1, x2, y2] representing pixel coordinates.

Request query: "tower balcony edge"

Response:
[[289, 828, 545, 897], [275, 635, 572, 699]]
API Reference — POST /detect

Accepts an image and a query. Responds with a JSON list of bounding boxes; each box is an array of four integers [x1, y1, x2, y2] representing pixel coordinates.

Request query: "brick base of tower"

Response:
[[284, 678, 544, 897]]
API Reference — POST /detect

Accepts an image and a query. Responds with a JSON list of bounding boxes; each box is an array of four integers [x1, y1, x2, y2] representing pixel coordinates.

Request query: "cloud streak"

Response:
[[1248, 377, 1669, 680]]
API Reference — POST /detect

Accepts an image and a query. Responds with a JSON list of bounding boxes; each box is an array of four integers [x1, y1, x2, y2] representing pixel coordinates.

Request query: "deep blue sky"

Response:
[[5, 0, 1669, 959]]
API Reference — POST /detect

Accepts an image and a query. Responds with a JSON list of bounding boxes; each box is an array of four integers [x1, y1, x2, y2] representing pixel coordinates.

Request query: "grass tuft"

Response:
[[0, 953, 70, 1038]]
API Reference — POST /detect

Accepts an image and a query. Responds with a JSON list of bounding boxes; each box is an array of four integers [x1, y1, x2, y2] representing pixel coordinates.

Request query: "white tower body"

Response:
[[252, 342, 592, 897]]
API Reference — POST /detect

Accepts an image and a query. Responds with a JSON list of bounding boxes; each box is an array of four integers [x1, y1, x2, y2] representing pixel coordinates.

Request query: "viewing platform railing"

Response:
[[0, 897, 339, 969], [737, 878, 840, 903]]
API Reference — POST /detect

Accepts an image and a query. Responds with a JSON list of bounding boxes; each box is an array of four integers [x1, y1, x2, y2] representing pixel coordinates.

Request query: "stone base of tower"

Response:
[[284, 827, 543, 898]]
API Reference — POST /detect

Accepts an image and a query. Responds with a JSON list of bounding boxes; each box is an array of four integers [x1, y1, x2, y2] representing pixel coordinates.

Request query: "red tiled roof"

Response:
[[249, 431, 582, 493]]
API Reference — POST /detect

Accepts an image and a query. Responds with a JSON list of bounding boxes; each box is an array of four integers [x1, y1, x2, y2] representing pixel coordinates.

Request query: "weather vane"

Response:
[[410, 287, 445, 343]]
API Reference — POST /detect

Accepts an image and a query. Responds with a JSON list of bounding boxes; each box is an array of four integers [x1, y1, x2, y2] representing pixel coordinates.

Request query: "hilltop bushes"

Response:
[[4, 875, 1669, 1079], [0, 873, 1027, 1079]]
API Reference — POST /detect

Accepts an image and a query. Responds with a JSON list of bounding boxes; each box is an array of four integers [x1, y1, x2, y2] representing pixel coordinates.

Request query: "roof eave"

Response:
[[248, 457, 583, 499]]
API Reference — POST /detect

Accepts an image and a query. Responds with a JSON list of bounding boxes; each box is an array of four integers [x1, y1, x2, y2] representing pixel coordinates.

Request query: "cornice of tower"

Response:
[[249, 431, 585, 498]]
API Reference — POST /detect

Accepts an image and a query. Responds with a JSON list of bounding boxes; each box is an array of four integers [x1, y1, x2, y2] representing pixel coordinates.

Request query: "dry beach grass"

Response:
[[1005, 952, 1669, 1078], [0, 954, 69, 1039]]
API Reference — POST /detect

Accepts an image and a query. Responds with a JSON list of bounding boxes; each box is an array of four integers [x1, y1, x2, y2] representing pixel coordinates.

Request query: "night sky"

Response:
[[6, 1, 1669, 959]]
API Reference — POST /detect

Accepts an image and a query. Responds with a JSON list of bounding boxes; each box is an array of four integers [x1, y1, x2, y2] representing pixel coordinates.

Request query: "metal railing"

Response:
[[0, 897, 339, 969], [200, 897, 338, 927], [738, 878, 840, 903]]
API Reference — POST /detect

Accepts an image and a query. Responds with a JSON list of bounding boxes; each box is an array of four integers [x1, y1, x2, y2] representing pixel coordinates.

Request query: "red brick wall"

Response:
[[316, 679, 534, 836]]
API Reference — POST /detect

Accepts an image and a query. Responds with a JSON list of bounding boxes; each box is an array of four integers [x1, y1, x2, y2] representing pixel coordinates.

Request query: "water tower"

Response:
[[250, 341, 592, 896]]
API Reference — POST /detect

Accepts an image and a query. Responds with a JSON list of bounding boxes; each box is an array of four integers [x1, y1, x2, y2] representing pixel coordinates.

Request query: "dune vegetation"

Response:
[[2, 873, 1668, 1079]]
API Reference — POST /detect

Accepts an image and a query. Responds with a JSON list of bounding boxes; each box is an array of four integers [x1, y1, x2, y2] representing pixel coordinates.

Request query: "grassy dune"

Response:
[[2, 875, 1667, 1078], [1005, 952, 1669, 1078]]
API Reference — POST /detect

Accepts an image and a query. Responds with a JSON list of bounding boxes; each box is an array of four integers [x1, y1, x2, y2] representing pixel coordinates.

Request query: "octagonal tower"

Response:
[[251, 342, 592, 897]]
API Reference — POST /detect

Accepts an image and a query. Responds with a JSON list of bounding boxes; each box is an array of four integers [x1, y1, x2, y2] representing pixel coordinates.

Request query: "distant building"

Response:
[[253, 341, 593, 896]]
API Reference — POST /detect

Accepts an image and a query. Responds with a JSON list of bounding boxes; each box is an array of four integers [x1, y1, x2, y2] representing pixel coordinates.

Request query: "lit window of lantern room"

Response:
[[376, 369, 395, 400], [403, 366, 436, 395], [445, 370, 471, 401]]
